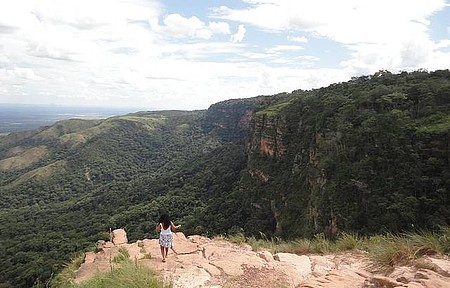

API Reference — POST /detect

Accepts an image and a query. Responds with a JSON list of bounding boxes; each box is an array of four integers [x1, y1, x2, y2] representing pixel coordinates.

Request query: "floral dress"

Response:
[[159, 224, 173, 248]]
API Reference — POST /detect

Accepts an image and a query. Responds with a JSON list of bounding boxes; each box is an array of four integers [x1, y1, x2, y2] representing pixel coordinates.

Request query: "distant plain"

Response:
[[0, 104, 139, 134]]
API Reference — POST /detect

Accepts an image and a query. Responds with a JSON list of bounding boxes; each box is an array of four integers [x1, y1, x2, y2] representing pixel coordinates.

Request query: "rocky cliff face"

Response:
[[204, 99, 255, 143], [204, 93, 292, 145], [247, 113, 286, 158]]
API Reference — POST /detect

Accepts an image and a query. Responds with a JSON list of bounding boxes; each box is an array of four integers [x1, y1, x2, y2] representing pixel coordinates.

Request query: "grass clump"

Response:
[[227, 232, 246, 245], [406, 230, 444, 257], [334, 232, 362, 251], [245, 235, 274, 251], [113, 247, 130, 263], [58, 246, 168, 288], [366, 234, 415, 273], [247, 232, 284, 253], [364, 229, 449, 273], [51, 253, 86, 288], [276, 239, 311, 255], [438, 226, 450, 254], [73, 261, 170, 288], [309, 233, 333, 254]]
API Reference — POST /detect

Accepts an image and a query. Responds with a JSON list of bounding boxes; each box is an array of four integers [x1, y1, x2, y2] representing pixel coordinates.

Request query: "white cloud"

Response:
[[162, 14, 208, 38], [0, 54, 11, 65], [214, 0, 445, 41], [0, 67, 38, 80], [267, 45, 303, 54], [0, 0, 169, 107], [208, 21, 231, 34], [231, 24, 246, 43], [436, 40, 450, 50], [33, 0, 161, 29], [294, 56, 320, 68], [0, 1, 37, 33], [214, 0, 449, 73], [399, 38, 433, 68], [150, 14, 230, 40], [287, 36, 308, 43], [213, 3, 287, 31]]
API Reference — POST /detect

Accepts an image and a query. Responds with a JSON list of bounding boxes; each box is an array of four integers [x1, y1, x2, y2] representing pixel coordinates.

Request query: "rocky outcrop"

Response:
[[111, 228, 128, 245], [74, 229, 450, 288]]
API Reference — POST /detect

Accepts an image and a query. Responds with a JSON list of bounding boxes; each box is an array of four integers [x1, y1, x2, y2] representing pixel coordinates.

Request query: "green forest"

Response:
[[0, 70, 449, 287]]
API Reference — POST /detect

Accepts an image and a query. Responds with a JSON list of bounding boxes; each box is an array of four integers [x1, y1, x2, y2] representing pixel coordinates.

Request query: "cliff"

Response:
[[68, 229, 450, 288], [231, 70, 450, 239]]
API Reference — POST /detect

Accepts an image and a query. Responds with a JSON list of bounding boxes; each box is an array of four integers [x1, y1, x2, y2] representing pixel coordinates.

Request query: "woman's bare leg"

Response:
[[160, 246, 166, 262]]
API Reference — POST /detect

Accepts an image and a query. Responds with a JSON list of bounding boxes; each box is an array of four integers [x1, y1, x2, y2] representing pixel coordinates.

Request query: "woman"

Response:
[[155, 213, 181, 262]]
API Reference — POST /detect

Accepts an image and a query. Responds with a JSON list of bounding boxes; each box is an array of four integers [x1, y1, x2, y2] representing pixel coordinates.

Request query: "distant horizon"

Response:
[[0, 102, 146, 111], [2, 68, 449, 113], [0, 104, 143, 134]]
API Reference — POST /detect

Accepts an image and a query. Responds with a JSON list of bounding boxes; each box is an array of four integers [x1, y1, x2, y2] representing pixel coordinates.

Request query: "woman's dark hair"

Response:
[[159, 213, 171, 229]]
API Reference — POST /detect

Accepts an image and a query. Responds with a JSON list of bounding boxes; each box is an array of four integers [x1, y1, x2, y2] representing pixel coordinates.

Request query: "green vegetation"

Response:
[[416, 113, 450, 133], [365, 228, 450, 273], [0, 70, 449, 287], [255, 100, 292, 116], [240, 69, 450, 239], [71, 262, 169, 288]]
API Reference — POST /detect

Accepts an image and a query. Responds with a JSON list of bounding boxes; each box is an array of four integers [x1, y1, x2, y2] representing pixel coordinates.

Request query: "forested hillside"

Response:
[[241, 70, 450, 239], [0, 70, 449, 287]]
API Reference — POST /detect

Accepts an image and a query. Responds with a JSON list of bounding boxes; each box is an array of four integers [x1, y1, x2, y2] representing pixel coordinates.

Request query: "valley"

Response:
[[0, 70, 449, 287]]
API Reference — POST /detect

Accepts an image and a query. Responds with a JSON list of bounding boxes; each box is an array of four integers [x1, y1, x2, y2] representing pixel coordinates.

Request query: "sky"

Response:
[[0, 0, 449, 110]]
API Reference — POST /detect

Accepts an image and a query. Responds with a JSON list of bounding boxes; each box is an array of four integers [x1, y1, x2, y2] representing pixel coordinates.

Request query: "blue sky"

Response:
[[0, 0, 449, 110]]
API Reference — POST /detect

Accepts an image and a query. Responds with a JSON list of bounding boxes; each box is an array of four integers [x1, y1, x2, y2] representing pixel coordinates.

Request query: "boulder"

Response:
[[111, 228, 128, 245]]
